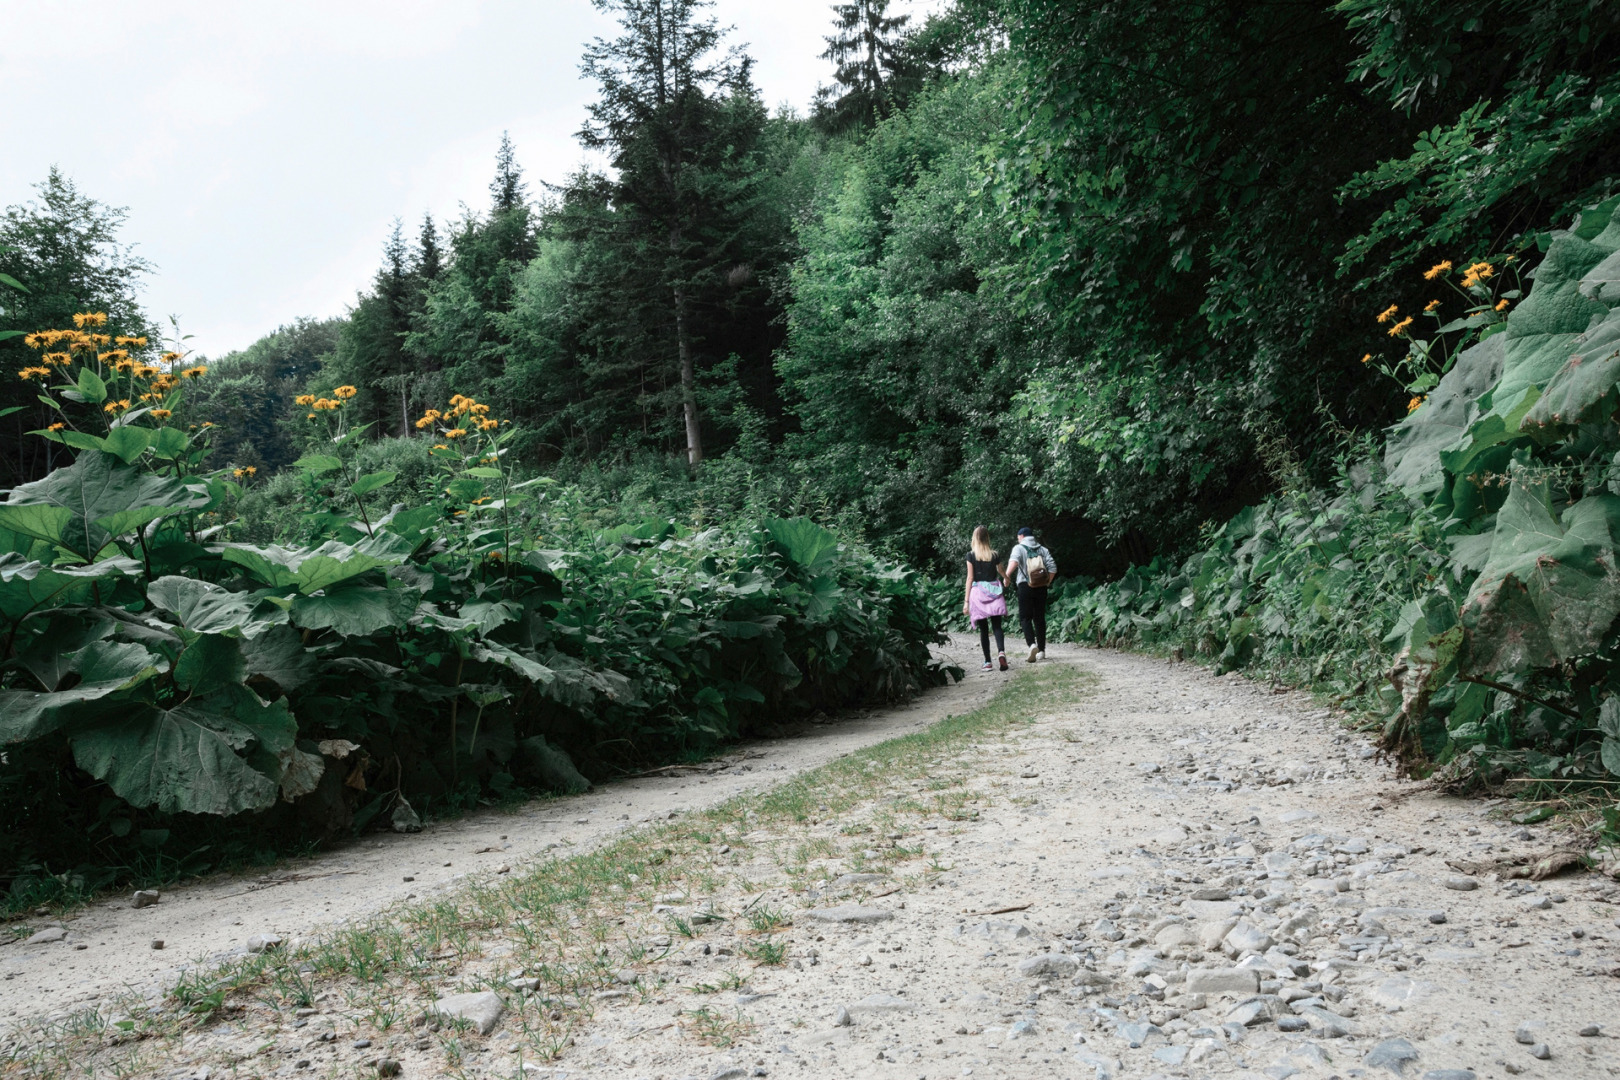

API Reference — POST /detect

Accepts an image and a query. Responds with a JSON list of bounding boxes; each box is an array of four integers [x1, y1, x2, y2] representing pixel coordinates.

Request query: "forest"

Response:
[[1, 0, 1618, 901]]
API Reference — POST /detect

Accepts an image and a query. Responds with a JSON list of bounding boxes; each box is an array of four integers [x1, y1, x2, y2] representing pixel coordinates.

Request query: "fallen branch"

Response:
[[962, 903, 1031, 916]]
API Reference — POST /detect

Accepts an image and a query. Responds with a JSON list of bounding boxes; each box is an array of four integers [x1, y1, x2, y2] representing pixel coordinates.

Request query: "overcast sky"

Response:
[[0, 1, 938, 359]]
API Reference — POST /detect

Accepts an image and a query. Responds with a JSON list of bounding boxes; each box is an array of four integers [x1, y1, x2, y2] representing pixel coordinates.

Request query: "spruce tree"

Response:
[[415, 213, 442, 283], [574, 0, 766, 466], [814, 0, 910, 132]]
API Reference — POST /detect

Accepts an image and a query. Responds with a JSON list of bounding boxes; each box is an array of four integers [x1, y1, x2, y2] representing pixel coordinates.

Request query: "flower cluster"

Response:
[[416, 394, 503, 438], [296, 386, 358, 418], [231, 466, 258, 479], [19, 313, 197, 436]]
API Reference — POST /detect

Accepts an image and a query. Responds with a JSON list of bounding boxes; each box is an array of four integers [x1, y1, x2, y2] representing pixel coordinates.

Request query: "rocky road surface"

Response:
[[518, 646, 1620, 1080], [6, 642, 1620, 1080]]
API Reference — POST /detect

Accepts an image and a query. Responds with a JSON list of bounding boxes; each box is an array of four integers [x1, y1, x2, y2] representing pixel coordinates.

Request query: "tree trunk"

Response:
[[673, 282, 703, 466]]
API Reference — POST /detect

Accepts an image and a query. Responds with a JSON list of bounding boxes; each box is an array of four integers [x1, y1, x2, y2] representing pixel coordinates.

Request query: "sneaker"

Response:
[[1037, 650, 1046, 661], [998, 654, 1008, 671], [1027, 645, 1039, 663], [981, 661, 993, 671]]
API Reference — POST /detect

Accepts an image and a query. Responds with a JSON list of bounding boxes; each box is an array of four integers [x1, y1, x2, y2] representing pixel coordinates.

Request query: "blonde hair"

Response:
[[970, 526, 996, 563]]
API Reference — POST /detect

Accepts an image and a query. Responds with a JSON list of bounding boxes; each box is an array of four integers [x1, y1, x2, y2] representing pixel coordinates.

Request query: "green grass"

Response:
[[4, 662, 1092, 1079]]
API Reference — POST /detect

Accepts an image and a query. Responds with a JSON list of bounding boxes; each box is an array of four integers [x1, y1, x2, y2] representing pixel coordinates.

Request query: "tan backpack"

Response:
[[1021, 544, 1054, 588]]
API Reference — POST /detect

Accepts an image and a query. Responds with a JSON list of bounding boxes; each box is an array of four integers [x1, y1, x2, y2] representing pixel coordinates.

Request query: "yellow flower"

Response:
[[47, 422, 65, 432], [72, 312, 108, 328], [1466, 261, 1493, 279], [295, 394, 315, 406], [1423, 260, 1452, 280], [23, 333, 45, 349], [1376, 305, 1399, 324], [232, 468, 245, 479], [151, 408, 172, 419], [246, 465, 256, 475], [159, 351, 183, 364], [313, 398, 340, 411], [1359, 353, 1371, 365], [333, 385, 357, 400], [181, 366, 207, 379], [432, 444, 449, 451], [1495, 299, 1510, 312], [114, 335, 147, 347], [469, 402, 490, 416], [1423, 299, 1440, 313], [102, 399, 131, 414], [477, 418, 499, 431], [1387, 316, 1414, 337], [307, 413, 317, 419], [17, 366, 49, 380], [444, 428, 467, 439], [1407, 395, 1425, 413]]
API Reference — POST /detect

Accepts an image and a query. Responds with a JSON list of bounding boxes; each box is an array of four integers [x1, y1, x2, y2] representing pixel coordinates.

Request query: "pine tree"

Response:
[[490, 132, 527, 214], [575, 0, 766, 466], [814, 0, 910, 132], [415, 213, 442, 282]]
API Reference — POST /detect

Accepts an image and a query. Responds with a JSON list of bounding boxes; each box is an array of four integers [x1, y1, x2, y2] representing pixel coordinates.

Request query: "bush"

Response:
[[0, 361, 955, 894]]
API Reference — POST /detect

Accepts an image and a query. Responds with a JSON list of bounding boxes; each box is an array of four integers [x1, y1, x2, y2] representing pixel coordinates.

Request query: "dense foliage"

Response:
[[1056, 195, 1620, 793]]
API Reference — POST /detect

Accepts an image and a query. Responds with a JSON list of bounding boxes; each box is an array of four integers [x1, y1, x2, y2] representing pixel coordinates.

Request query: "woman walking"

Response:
[[963, 526, 1010, 672], [1007, 526, 1057, 662]]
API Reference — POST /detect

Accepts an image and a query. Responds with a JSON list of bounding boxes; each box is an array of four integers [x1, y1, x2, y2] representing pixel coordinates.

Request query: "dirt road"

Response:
[[6, 642, 1619, 1080]]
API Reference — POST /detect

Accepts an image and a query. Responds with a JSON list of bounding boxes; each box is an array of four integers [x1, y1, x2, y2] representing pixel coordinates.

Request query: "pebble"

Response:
[[150, 939, 164, 950], [24, 927, 67, 945], [1017, 953, 1079, 978], [833, 1006, 852, 1027], [352, 1039, 372, 1049], [246, 934, 283, 954], [1522, 895, 1552, 911], [1419, 1072, 1475, 1080], [1443, 875, 1478, 891], [1515, 1021, 1545, 1044], [1185, 967, 1258, 995], [1529, 1043, 1551, 1060], [130, 890, 160, 909], [1277, 1015, 1309, 1032], [1365, 1037, 1420, 1074], [803, 905, 893, 924], [430, 991, 504, 1035], [1579, 1024, 1602, 1037]]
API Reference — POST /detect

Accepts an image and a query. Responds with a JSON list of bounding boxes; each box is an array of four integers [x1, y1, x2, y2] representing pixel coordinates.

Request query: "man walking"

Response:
[[1007, 527, 1057, 662]]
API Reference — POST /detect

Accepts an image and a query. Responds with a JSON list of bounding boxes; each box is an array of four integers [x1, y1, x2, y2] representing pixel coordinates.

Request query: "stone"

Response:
[[150, 939, 165, 950], [1442, 875, 1478, 892], [246, 934, 283, 954], [430, 991, 504, 1035], [391, 797, 423, 833], [1528, 1043, 1551, 1060], [1364, 1037, 1421, 1076], [804, 905, 893, 924], [1017, 953, 1079, 978], [1293, 1003, 1357, 1038], [1190, 887, 1230, 901], [131, 890, 160, 908], [509, 977, 541, 991], [833, 873, 888, 888], [24, 927, 67, 945], [1223, 921, 1275, 955], [1522, 895, 1552, 911], [1515, 1020, 1545, 1045], [1198, 918, 1239, 950], [1184, 899, 1243, 921], [1115, 1021, 1164, 1048], [833, 1006, 852, 1027], [1277, 1015, 1309, 1032], [1154, 924, 1196, 949], [708, 1068, 748, 1080], [1073, 1049, 1121, 1079], [1418, 1072, 1475, 1080], [1226, 997, 1286, 1027], [1185, 967, 1259, 995], [352, 1039, 372, 1049], [1152, 1044, 1189, 1065], [1579, 1024, 1602, 1037], [848, 994, 915, 1014]]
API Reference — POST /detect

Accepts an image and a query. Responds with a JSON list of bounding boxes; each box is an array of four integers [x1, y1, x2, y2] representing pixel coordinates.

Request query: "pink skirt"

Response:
[[968, 581, 1007, 622]]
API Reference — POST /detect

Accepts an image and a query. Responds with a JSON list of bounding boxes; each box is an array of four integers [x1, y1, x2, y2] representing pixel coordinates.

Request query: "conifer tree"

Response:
[[573, 0, 767, 466], [814, 0, 910, 132]]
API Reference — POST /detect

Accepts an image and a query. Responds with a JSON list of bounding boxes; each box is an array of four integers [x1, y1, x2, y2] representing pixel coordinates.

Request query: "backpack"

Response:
[[1021, 544, 1054, 588]]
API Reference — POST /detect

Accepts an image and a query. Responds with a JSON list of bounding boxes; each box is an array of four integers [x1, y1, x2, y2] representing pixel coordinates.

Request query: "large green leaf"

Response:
[[1383, 335, 1504, 494], [765, 516, 841, 572], [173, 633, 248, 695], [0, 452, 211, 562], [240, 624, 318, 692], [350, 470, 397, 496], [1462, 483, 1620, 671], [146, 576, 262, 635], [1522, 308, 1620, 428], [70, 685, 297, 815], [290, 584, 419, 636], [1503, 234, 1612, 339], [221, 531, 414, 594], [0, 552, 129, 619], [0, 641, 166, 744]]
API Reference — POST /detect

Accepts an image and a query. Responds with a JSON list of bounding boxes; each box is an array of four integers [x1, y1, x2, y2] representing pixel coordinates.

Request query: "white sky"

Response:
[[0, 1, 938, 359]]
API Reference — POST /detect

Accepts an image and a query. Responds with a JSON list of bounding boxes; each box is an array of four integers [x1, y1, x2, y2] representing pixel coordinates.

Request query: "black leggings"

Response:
[[975, 616, 1005, 662], [1017, 582, 1047, 651]]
